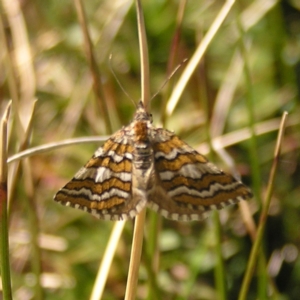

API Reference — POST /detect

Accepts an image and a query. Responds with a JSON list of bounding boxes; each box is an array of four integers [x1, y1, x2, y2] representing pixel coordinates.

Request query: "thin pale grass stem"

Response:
[[145, 211, 161, 300], [9, 98, 43, 299], [125, 209, 146, 300], [0, 5, 19, 105], [0, 8, 40, 298], [18, 103, 43, 300], [6, 102, 36, 215], [210, 50, 244, 137], [240, 0, 278, 32], [2, 0, 36, 140], [0, 101, 13, 300], [73, 0, 112, 133], [7, 137, 108, 164], [238, 205, 279, 298], [8, 114, 298, 165], [199, 115, 298, 155], [166, 0, 235, 116], [238, 112, 289, 300], [0, 1, 37, 222], [90, 221, 126, 300], [136, 0, 150, 112], [124, 1, 149, 299], [212, 212, 227, 300]]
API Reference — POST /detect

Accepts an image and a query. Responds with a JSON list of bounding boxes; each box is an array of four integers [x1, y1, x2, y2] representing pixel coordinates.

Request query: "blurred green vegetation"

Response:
[[1, 0, 300, 299]]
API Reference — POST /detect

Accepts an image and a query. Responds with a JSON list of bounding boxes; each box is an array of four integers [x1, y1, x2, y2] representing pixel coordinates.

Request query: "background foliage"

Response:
[[1, 0, 300, 299]]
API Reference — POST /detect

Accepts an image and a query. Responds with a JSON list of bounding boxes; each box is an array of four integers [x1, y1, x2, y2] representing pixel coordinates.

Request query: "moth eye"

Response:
[[149, 113, 153, 123]]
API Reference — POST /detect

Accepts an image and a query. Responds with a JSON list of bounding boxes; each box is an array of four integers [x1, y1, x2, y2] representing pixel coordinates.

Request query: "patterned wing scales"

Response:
[[148, 129, 252, 221], [54, 130, 147, 220]]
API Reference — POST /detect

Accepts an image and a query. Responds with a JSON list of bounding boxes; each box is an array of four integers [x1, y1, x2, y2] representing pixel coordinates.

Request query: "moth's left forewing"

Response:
[[148, 129, 252, 221], [54, 129, 147, 220]]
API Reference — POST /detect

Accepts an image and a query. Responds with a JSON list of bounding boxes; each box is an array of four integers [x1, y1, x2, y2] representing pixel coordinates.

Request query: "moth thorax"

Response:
[[133, 121, 149, 142]]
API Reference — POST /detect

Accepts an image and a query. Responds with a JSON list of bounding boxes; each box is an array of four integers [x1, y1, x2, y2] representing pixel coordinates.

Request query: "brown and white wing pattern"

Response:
[[54, 102, 252, 221], [54, 129, 147, 221], [148, 128, 253, 221]]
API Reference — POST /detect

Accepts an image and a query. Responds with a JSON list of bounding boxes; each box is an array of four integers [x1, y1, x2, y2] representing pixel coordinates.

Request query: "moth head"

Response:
[[134, 101, 153, 123]]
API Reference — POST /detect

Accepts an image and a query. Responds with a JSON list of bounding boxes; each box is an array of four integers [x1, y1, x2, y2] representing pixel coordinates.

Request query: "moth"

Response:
[[54, 101, 252, 221]]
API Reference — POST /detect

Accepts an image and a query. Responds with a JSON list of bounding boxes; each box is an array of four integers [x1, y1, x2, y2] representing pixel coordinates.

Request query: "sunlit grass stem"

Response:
[[0, 102, 13, 300], [238, 112, 288, 300]]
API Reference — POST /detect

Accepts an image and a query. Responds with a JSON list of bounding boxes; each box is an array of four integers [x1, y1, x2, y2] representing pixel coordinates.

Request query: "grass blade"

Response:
[[0, 101, 13, 300]]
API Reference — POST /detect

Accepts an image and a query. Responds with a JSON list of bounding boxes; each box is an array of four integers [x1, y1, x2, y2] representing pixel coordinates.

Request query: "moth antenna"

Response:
[[151, 58, 188, 100], [109, 54, 137, 108]]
